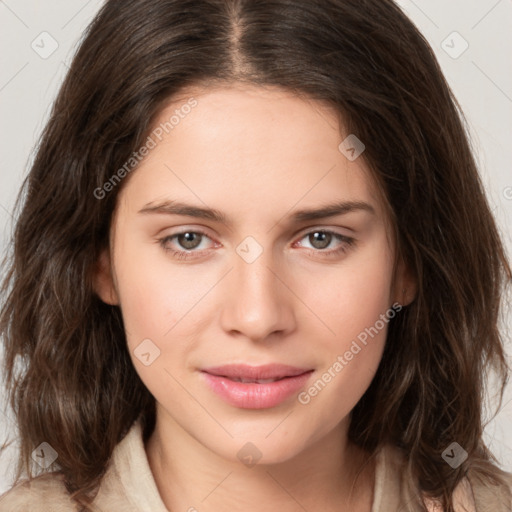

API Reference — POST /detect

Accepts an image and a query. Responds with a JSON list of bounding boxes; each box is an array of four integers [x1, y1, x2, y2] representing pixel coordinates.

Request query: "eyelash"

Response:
[[158, 229, 356, 261]]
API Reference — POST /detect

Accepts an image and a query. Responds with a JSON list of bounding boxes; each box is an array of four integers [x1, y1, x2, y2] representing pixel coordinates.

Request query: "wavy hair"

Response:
[[1, 0, 511, 510]]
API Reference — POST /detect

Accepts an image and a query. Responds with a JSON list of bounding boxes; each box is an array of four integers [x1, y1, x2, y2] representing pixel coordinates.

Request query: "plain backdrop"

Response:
[[0, 0, 511, 494]]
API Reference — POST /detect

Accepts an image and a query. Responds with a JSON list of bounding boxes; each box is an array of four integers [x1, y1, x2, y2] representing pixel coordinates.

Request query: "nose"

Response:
[[219, 246, 296, 343]]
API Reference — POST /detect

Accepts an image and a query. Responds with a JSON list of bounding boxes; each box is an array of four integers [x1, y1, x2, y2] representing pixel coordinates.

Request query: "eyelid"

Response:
[[294, 224, 354, 238]]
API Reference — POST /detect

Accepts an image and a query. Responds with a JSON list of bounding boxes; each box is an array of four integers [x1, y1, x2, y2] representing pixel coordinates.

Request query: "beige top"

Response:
[[1, 420, 511, 511]]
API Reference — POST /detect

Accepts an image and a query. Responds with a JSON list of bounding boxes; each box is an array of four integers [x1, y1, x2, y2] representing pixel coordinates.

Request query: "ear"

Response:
[[393, 254, 417, 307], [93, 248, 119, 305]]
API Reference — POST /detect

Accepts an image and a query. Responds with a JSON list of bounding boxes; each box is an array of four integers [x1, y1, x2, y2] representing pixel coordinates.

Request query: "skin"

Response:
[[94, 82, 416, 512]]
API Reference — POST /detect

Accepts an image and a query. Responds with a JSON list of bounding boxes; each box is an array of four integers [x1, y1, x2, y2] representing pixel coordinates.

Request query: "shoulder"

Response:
[[378, 444, 512, 512], [422, 476, 477, 512], [0, 472, 80, 511], [465, 467, 512, 512], [0, 420, 164, 512]]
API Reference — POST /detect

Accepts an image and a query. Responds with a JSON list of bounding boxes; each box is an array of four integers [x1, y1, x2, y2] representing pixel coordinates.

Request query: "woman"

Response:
[[1, 0, 511, 510]]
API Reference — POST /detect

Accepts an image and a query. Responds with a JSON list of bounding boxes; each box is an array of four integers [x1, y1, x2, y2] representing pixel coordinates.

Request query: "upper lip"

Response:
[[202, 364, 312, 380]]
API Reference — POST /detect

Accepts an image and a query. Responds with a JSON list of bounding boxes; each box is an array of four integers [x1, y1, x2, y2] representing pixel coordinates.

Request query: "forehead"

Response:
[[115, 83, 390, 231]]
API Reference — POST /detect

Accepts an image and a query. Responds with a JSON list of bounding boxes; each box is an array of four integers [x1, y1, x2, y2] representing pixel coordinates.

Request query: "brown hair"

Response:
[[1, 0, 511, 510]]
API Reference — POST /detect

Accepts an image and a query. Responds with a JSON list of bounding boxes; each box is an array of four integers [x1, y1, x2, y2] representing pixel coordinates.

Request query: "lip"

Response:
[[202, 363, 311, 380], [201, 364, 314, 409]]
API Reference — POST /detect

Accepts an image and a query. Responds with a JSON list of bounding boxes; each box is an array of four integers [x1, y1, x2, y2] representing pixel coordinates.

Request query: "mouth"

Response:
[[221, 376, 288, 384], [202, 363, 311, 380], [200, 364, 314, 409]]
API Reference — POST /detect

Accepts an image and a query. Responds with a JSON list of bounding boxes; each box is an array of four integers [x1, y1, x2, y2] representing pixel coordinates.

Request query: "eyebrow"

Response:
[[138, 199, 375, 224]]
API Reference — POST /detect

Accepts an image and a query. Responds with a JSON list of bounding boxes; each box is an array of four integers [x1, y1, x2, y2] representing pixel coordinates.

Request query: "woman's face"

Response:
[[96, 83, 411, 464]]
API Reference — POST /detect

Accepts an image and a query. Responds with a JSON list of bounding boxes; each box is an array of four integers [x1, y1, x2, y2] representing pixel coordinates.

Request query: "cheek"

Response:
[[112, 245, 216, 389], [114, 259, 191, 399], [113, 248, 198, 345], [295, 239, 394, 413], [299, 309, 388, 435], [299, 238, 395, 345]]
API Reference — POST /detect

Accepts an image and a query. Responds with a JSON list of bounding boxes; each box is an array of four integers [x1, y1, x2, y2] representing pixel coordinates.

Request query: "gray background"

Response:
[[0, 0, 511, 493]]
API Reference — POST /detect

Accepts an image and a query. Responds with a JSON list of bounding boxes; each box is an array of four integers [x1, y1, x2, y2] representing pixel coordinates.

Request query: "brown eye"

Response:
[[295, 229, 356, 258], [176, 232, 203, 250], [308, 231, 332, 250], [159, 230, 213, 256]]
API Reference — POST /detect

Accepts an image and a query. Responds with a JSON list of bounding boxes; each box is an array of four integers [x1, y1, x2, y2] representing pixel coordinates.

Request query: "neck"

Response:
[[145, 410, 375, 512]]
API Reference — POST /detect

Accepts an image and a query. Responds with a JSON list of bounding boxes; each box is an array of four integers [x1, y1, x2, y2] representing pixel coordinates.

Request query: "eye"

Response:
[[295, 229, 355, 257], [171, 231, 205, 250], [159, 230, 215, 260], [158, 228, 356, 261]]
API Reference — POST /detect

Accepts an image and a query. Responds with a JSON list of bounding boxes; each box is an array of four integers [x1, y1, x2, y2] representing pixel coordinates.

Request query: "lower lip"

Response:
[[201, 371, 314, 409]]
